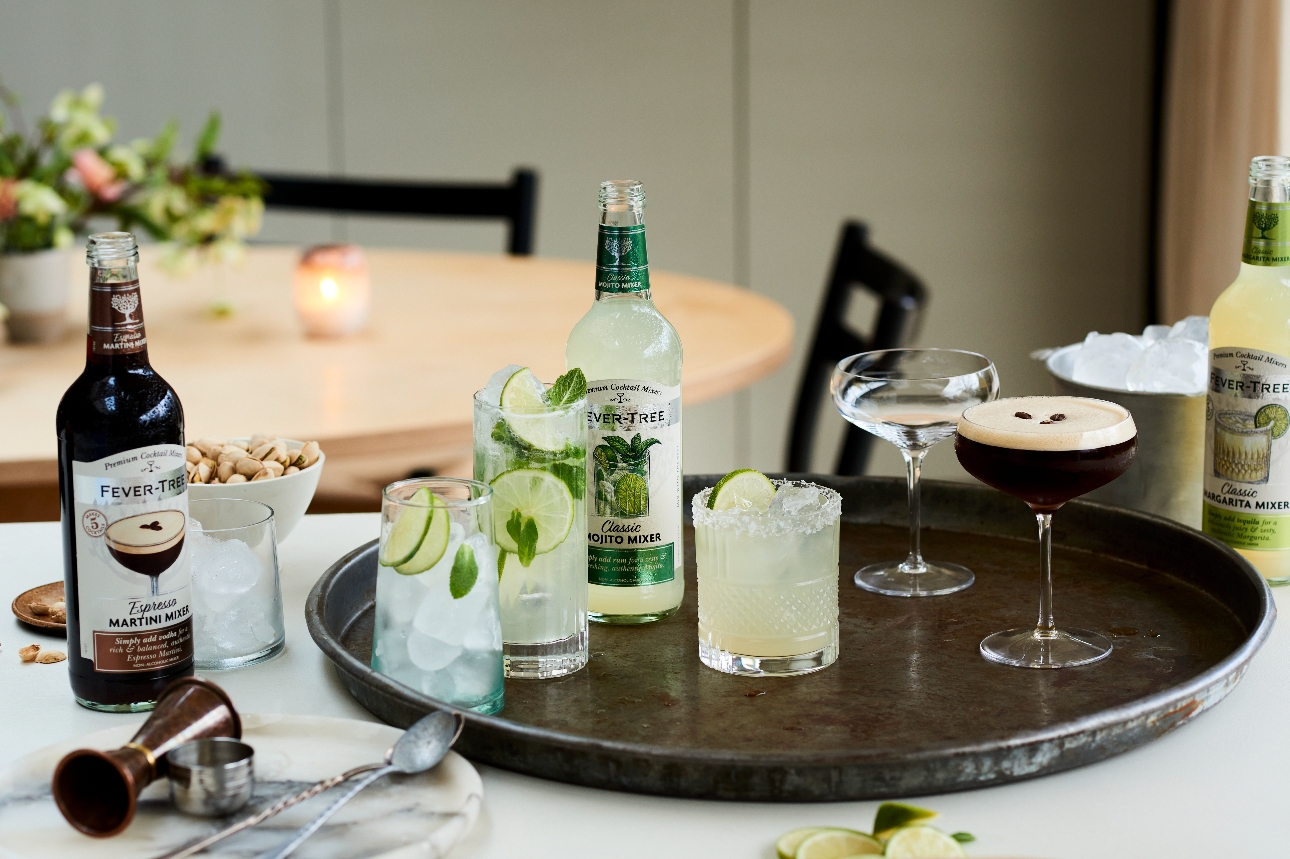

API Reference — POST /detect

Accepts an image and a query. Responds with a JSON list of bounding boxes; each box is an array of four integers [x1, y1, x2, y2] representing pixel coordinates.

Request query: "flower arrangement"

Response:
[[0, 82, 264, 269]]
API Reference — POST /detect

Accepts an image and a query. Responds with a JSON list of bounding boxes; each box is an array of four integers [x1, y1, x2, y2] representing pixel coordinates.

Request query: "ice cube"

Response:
[[1126, 338, 1207, 394], [772, 484, 821, 515], [406, 629, 462, 672], [411, 524, 482, 648], [481, 364, 525, 407], [448, 648, 502, 702], [1072, 332, 1144, 390], [1141, 324, 1172, 343], [1168, 315, 1208, 344], [418, 668, 457, 702], [190, 532, 264, 613], [462, 609, 502, 652], [464, 532, 499, 590]]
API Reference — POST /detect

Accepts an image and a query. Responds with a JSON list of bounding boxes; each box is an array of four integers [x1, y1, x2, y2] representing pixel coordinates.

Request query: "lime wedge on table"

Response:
[[872, 802, 939, 839], [707, 468, 777, 511], [501, 367, 565, 452], [1256, 403, 1290, 439], [379, 487, 435, 567], [394, 498, 451, 575], [793, 828, 882, 859], [776, 828, 825, 859], [490, 468, 574, 555], [883, 825, 966, 858]]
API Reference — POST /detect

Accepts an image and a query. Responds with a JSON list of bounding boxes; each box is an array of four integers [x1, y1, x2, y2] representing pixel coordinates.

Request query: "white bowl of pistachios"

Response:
[[185, 435, 325, 542]]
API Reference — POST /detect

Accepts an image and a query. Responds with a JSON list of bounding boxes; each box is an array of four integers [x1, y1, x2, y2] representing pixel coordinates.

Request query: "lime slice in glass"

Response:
[[1256, 403, 1290, 439], [501, 367, 566, 452], [793, 829, 882, 859], [379, 487, 434, 567], [883, 826, 966, 858], [872, 802, 939, 839], [394, 498, 451, 575], [707, 468, 777, 511], [490, 468, 574, 555]]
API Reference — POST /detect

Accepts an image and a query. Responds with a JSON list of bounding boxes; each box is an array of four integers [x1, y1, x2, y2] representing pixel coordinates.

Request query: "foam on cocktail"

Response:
[[958, 396, 1135, 451]]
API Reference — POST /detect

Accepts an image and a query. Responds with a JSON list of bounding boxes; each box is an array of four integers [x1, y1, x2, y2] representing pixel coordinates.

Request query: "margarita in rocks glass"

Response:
[[956, 396, 1137, 668]]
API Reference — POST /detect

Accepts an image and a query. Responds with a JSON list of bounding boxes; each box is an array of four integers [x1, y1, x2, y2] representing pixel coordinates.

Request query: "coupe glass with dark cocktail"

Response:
[[956, 396, 1136, 668]]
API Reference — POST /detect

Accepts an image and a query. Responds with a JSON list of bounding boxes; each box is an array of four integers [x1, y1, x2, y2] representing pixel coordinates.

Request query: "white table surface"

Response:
[[1, 514, 1284, 859]]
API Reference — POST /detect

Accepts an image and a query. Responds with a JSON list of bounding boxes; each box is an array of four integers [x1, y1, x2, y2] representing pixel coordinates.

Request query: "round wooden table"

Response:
[[0, 246, 793, 510]]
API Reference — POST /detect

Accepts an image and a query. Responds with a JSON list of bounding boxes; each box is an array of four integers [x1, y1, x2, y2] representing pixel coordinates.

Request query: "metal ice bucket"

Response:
[[1045, 344, 1205, 528]]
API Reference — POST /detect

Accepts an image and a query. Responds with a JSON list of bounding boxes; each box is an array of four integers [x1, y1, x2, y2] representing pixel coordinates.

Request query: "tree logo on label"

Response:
[[1253, 210, 1280, 240], [111, 292, 140, 323], [605, 236, 632, 266]]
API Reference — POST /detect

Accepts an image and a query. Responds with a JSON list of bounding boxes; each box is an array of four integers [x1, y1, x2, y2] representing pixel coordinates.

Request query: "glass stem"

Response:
[[1034, 512, 1056, 638], [901, 448, 928, 573]]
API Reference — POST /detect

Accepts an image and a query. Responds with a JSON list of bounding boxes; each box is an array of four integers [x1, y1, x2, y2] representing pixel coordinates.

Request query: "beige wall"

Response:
[[0, 0, 1153, 480]]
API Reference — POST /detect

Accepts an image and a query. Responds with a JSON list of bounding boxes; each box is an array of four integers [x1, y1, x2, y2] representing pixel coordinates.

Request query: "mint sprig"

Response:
[[548, 367, 587, 407], [506, 509, 539, 567], [449, 543, 478, 599]]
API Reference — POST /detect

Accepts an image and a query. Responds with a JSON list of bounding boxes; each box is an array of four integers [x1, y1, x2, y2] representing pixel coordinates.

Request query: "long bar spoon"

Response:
[[152, 710, 461, 859]]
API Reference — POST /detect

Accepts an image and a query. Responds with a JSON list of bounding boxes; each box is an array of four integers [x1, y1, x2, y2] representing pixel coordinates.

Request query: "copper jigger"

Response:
[[52, 677, 241, 837]]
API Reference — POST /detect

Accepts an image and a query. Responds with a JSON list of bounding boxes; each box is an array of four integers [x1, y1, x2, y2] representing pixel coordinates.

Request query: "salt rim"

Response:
[[691, 479, 842, 536]]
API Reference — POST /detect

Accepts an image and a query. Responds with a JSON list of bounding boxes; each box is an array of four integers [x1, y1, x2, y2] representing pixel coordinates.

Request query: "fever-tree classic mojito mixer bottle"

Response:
[[567, 181, 684, 622], [1205, 156, 1290, 584]]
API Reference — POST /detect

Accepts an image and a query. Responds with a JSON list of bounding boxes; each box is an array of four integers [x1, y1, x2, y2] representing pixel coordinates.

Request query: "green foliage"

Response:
[[548, 367, 587, 407], [506, 509, 539, 567], [0, 79, 264, 257], [449, 543, 479, 599]]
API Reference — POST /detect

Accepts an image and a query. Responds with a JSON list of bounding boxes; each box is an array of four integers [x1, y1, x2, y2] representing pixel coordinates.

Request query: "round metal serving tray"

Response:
[[306, 475, 1275, 801]]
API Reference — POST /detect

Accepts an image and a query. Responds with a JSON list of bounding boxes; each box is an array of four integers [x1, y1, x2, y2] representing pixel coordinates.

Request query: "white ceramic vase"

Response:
[[0, 248, 75, 344]]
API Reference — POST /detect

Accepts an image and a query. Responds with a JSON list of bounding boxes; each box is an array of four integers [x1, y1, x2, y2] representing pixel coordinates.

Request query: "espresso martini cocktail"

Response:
[[956, 396, 1137, 668]]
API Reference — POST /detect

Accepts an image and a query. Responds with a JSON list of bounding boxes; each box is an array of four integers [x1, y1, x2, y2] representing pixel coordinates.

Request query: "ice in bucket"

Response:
[[1072, 316, 1208, 394]]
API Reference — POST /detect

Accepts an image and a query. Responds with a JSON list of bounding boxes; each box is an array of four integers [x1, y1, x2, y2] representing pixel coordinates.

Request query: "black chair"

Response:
[[256, 167, 539, 255], [786, 221, 927, 476]]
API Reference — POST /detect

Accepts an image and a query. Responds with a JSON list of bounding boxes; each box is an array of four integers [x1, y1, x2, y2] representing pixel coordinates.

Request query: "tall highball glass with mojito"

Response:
[[474, 366, 589, 678]]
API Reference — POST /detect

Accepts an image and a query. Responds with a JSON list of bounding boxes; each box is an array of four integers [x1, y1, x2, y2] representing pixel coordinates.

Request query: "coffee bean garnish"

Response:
[[1015, 411, 1032, 420], [140, 520, 164, 531], [1050, 413, 1066, 421]]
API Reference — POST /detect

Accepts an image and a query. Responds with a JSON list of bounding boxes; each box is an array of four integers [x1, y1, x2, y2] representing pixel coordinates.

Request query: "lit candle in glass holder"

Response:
[[293, 244, 371, 337]]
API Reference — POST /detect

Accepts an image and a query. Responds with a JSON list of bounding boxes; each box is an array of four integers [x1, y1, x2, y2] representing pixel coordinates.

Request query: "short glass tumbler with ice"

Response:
[[188, 498, 286, 670], [372, 478, 504, 714], [693, 476, 842, 676], [473, 365, 588, 679], [831, 349, 1000, 597]]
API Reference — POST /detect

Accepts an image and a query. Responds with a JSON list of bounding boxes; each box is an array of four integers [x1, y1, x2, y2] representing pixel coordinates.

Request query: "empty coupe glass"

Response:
[[831, 349, 999, 597]]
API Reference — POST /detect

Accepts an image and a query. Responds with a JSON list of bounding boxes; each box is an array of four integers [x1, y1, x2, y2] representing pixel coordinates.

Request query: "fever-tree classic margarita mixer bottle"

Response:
[[1205, 156, 1290, 585]]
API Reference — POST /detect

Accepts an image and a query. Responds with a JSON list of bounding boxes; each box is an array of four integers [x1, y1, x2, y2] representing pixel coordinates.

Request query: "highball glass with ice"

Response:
[[371, 478, 504, 714]]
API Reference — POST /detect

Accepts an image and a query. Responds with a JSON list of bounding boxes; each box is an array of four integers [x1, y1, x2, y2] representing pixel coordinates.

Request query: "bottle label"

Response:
[[90, 279, 147, 355], [1241, 201, 1290, 266], [1204, 347, 1290, 549], [71, 444, 193, 672], [595, 225, 651, 294], [585, 380, 681, 586]]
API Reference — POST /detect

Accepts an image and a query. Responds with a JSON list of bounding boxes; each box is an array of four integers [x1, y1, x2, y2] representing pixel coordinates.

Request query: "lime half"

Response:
[[883, 826, 966, 858], [379, 487, 434, 567], [501, 367, 566, 452], [394, 498, 450, 575], [872, 802, 939, 839], [1256, 403, 1290, 439], [793, 829, 882, 859], [490, 468, 574, 555], [776, 828, 826, 859], [707, 468, 777, 512]]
